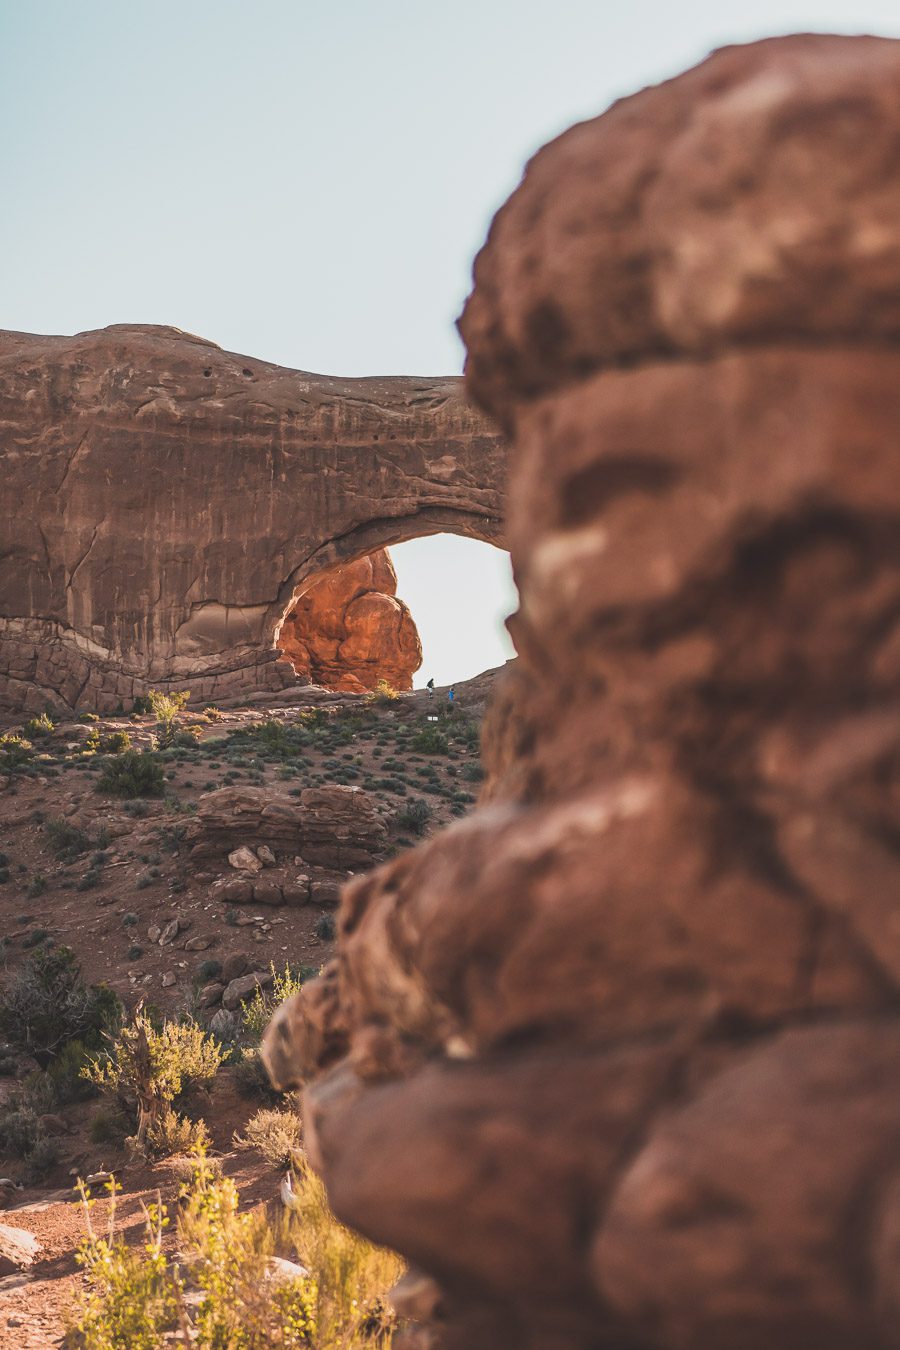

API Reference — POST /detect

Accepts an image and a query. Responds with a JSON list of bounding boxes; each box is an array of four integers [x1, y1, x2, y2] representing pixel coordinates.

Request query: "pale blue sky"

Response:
[[5, 1, 900, 684]]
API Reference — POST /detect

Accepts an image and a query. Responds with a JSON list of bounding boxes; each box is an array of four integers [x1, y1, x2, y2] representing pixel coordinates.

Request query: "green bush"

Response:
[[396, 799, 432, 836], [45, 816, 93, 859], [23, 712, 54, 738], [96, 750, 165, 799], [0, 732, 33, 770], [411, 726, 449, 755], [83, 1011, 224, 1153], [68, 1155, 400, 1349], [148, 688, 191, 749], [235, 1106, 303, 1170], [0, 946, 121, 1067], [100, 730, 131, 754], [241, 964, 304, 1042]]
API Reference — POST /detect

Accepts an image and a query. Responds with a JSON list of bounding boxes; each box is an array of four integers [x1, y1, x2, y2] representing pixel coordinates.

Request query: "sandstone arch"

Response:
[[0, 324, 504, 712]]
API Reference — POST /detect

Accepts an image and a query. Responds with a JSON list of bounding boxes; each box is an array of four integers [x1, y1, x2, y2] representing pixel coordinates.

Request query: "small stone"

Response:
[[282, 875, 311, 906], [159, 918, 181, 946], [293, 855, 305, 866], [198, 981, 225, 1008], [184, 934, 213, 951], [222, 970, 274, 1011], [221, 952, 249, 982], [38, 1113, 68, 1136], [208, 1008, 237, 1039], [251, 879, 284, 906], [161, 971, 176, 988], [228, 846, 262, 874], [257, 844, 277, 867], [210, 876, 253, 904], [147, 924, 161, 943], [310, 879, 342, 906]]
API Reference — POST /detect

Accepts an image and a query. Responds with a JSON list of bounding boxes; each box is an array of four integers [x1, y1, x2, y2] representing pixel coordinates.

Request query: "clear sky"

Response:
[[5, 1, 900, 684]]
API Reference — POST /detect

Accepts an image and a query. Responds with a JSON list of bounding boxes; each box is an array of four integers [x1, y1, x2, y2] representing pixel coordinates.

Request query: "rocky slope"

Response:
[[278, 549, 422, 692], [0, 325, 504, 714], [268, 34, 900, 1350]]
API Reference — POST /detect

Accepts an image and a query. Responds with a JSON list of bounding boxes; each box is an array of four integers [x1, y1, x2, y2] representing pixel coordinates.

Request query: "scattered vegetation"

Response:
[[83, 1009, 224, 1155], [67, 1155, 402, 1349], [0, 946, 120, 1068], [236, 1105, 304, 1170], [241, 963, 305, 1041], [95, 750, 165, 798]]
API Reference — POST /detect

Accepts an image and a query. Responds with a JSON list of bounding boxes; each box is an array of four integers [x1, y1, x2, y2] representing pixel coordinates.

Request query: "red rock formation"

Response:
[[262, 35, 900, 1350], [278, 549, 422, 692], [0, 326, 503, 713]]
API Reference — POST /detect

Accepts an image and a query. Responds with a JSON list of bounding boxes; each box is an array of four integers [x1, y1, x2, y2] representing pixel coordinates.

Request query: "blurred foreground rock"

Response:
[[265, 33, 900, 1350]]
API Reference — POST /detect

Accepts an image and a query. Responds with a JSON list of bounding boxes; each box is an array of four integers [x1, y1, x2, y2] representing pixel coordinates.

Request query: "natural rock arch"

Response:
[[0, 324, 505, 711]]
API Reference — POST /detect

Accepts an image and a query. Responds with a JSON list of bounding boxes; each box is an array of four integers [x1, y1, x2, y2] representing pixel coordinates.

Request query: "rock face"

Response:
[[278, 548, 422, 692], [262, 36, 900, 1350], [0, 325, 504, 712], [187, 784, 389, 870]]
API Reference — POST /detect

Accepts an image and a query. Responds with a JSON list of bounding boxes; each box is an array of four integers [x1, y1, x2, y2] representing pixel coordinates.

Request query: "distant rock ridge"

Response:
[[0, 324, 505, 712]]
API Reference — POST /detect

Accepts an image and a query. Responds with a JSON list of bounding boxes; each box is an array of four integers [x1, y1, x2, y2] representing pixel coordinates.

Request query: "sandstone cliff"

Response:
[[0, 325, 503, 712], [264, 35, 900, 1350]]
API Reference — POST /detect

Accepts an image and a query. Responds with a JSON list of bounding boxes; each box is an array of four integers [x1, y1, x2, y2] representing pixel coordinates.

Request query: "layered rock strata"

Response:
[[0, 326, 503, 712], [186, 784, 388, 871], [278, 549, 422, 692], [263, 35, 900, 1350]]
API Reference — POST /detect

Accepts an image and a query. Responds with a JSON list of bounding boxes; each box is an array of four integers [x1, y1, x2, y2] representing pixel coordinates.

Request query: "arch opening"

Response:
[[275, 533, 516, 694]]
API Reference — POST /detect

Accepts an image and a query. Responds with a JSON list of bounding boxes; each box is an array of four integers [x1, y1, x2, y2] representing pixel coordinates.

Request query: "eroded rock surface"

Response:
[[278, 549, 422, 692], [0, 326, 503, 712], [187, 784, 389, 871], [263, 35, 900, 1350]]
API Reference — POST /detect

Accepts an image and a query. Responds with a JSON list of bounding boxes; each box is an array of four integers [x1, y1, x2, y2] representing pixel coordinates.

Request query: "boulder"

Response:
[[264, 34, 900, 1350], [228, 846, 262, 874], [223, 970, 274, 1012], [279, 550, 422, 692]]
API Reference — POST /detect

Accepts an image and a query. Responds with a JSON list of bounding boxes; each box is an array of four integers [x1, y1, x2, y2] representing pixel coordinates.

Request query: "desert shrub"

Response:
[[241, 964, 304, 1042], [0, 1103, 41, 1156], [369, 678, 400, 704], [461, 762, 484, 782], [23, 1132, 60, 1181], [45, 817, 93, 859], [25, 875, 47, 899], [121, 798, 150, 817], [197, 959, 223, 982], [69, 1180, 179, 1350], [96, 750, 165, 799], [0, 732, 33, 770], [395, 799, 432, 837], [46, 1038, 99, 1105], [83, 1011, 223, 1152], [147, 688, 191, 749], [0, 946, 121, 1067], [23, 712, 54, 738], [233, 1046, 281, 1103], [88, 1103, 131, 1147], [145, 1105, 211, 1158], [410, 726, 448, 755], [70, 1154, 398, 1349], [99, 730, 131, 754], [235, 1106, 304, 1170], [315, 914, 336, 942]]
